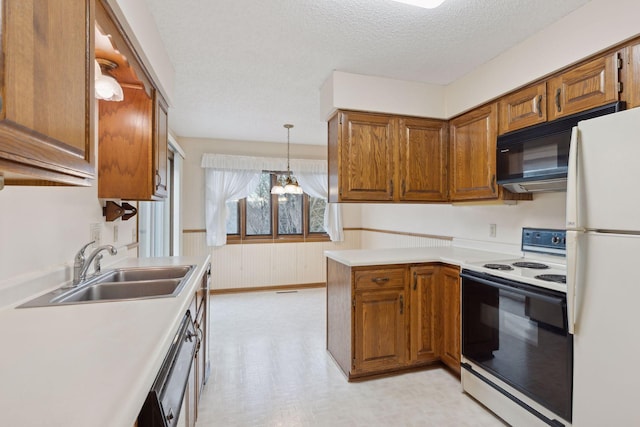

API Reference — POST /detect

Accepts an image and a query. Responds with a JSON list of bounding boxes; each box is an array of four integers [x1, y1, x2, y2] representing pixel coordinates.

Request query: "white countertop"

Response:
[[0, 255, 210, 427], [324, 247, 515, 268]]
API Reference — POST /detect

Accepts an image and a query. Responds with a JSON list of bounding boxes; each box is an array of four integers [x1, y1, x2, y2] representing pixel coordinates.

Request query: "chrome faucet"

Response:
[[71, 241, 117, 286]]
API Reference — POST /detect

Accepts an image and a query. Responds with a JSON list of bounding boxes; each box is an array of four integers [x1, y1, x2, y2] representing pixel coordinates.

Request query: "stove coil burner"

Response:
[[484, 263, 514, 271], [512, 262, 550, 269], [535, 274, 566, 284]]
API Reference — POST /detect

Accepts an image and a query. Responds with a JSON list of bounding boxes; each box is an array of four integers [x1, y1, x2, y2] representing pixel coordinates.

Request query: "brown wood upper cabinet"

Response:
[[328, 110, 448, 203], [450, 104, 530, 203], [547, 53, 621, 121], [449, 104, 498, 201], [96, 0, 168, 200], [398, 118, 449, 202], [626, 44, 640, 108], [498, 83, 547, 134], [0, 0, 95, 186]]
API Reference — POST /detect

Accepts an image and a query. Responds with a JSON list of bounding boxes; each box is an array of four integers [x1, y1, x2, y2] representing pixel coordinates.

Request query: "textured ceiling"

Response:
[[144, 0, 591, 146]]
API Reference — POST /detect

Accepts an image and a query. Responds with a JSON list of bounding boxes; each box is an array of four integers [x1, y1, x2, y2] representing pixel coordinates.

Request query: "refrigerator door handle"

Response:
[[566, 127, 580, 230], [566, 230, 578, 334]]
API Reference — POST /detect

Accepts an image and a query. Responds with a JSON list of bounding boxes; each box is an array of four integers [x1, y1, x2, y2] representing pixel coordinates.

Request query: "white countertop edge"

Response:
[[324, 247, 516, 268]]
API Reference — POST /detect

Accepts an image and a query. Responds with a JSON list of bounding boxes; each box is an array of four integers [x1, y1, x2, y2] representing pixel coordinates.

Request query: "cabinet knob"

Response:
[[555, 88, 562, 112], [371, 277, 390, 284], [166, 408, 174, 421]]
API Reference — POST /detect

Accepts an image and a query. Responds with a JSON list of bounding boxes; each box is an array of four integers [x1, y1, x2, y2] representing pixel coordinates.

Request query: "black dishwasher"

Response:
[[138, 312, 198, 427]]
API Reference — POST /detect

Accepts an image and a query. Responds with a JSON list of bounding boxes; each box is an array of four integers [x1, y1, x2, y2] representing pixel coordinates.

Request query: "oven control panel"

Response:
[[521, 228, 566, 256]]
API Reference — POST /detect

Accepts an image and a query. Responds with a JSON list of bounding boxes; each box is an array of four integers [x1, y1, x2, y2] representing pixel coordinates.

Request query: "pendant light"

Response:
[[271, 124, 303, 195]]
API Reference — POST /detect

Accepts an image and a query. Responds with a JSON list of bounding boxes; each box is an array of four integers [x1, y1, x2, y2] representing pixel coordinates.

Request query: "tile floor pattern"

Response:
[[196, 288, 507, 427]]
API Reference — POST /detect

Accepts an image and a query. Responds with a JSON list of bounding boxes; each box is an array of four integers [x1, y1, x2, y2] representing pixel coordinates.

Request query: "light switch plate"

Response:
[[90, 223, 101, 246]]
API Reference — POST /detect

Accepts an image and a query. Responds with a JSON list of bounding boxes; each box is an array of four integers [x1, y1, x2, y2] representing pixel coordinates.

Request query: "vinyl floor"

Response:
[[195, 288, 506, 427]]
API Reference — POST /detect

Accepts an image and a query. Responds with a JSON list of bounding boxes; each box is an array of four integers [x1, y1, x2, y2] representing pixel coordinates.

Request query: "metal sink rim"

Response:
[[17, 264, 196, 308]]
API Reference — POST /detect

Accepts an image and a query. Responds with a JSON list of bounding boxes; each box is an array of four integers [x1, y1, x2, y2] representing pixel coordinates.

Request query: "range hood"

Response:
[[496, 102, 625, 193], [502, 178, 567, 194]]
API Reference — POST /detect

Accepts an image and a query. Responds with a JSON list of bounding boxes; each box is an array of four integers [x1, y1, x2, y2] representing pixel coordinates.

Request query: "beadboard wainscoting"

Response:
[[358, 228, 452, 250], [183, 228, 453, 291], [183, 230, 360, 291]]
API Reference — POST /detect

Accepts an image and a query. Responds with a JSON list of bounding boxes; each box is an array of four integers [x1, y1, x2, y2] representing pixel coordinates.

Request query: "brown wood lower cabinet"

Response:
[[327, 260, 460, 380], [409, 265, 441, 364], [353, 284, 407, 376], [440, 265, 461, 374]]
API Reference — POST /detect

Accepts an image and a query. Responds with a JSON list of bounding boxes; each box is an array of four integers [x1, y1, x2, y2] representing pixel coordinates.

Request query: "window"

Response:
[[226, 172, 328, 242]]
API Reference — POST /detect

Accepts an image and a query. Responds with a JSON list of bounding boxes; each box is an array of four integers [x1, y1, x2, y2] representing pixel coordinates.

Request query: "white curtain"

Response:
[[204, 169, 260, 246], [294, 164, 344, 242], [202, 154, 344, 246]]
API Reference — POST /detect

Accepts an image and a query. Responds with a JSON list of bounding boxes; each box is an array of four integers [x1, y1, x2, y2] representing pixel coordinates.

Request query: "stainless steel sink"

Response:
[[95, 266, 194, 283], [18, 265, 196, 308], [56, 279, 183, 303]]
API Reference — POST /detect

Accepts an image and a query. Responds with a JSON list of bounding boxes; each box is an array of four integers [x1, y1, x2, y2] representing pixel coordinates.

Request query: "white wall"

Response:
[[0, 185, 138, 306], [320, 70, 447, 120], [359, 192, 566, 253]]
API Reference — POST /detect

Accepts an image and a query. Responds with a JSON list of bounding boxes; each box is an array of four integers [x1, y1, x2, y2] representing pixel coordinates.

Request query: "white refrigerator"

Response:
[[566, 106, 640, 426]]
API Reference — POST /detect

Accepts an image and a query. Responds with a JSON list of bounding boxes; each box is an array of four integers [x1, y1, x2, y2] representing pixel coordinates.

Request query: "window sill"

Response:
[[226, 235, 330, 244]]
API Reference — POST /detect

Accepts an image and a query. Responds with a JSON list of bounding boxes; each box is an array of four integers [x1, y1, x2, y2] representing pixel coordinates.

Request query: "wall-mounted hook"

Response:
[[103, 201, 137, 222]]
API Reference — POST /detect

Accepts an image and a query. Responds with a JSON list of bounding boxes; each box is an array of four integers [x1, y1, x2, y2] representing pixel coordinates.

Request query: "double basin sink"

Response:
[[19, 265, 195, 308]]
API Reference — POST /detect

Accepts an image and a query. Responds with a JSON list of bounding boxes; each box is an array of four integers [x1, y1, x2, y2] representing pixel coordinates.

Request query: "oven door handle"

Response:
[[461, 272, 565, 306]]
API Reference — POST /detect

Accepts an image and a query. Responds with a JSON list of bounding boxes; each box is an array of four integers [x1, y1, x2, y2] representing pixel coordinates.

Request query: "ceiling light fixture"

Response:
[[94, 59, 124, 102], [271, 124, 303, 195], [390, 0, 446, 9]]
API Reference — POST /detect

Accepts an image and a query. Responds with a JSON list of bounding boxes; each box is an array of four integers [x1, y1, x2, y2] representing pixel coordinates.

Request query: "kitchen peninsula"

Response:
[[325, 247, 509, 380]]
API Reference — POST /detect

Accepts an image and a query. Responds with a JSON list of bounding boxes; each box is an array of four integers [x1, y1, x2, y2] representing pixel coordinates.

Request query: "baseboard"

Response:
[[210, 282, 326, 295]]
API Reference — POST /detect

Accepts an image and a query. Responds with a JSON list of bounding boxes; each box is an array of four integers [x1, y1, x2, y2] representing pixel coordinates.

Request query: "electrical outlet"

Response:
[[489, 223, 497, 238], [113, 225, 119, 243], [90, 223, 101, 245]]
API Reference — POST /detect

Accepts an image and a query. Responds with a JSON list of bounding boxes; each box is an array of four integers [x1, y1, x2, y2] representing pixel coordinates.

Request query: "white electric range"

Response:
[[464, 227, 567, 293], [460, 227, 572, 427]]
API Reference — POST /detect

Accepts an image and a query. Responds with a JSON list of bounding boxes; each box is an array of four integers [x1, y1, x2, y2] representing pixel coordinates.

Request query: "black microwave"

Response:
[[496, 101, 625, 193]]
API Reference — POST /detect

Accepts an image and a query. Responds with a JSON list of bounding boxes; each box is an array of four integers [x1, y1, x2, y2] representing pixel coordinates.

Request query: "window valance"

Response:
[[201, 154, 326, 174]]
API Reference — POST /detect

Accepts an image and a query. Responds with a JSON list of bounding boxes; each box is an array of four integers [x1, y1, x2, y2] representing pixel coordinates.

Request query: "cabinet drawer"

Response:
[[354, 268, 405, 291]]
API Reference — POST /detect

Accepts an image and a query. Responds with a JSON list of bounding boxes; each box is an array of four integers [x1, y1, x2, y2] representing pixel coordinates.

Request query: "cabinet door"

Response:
[[626, 44, 640, 108], [440, 266, 461, 374], [0, 0, 94, 185], [547, 53, 621, 120], [409, 265, 441, 364], [154, 93, 169, 198], [337, 112, 395, 201], [449, 104, 499, 201], [353, 288, 407, 374], [498, 83, 547, 134], [98, 86, 155, 200], [398, 118, 448, 202]]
